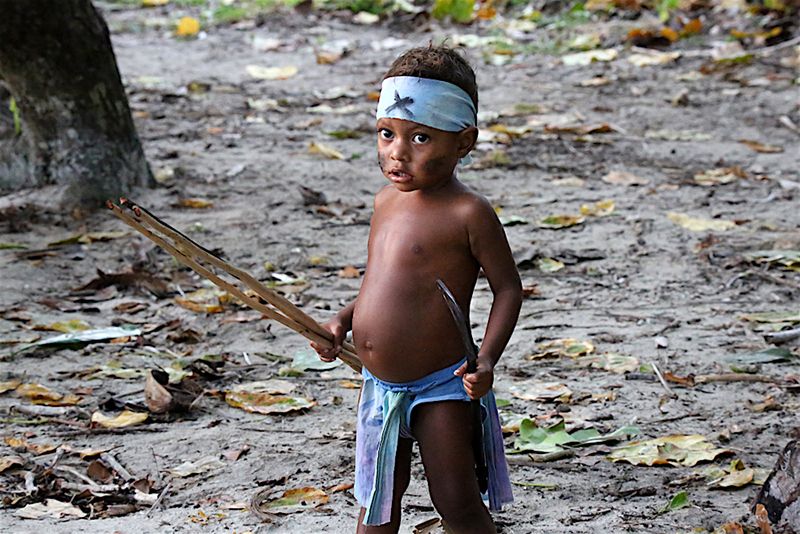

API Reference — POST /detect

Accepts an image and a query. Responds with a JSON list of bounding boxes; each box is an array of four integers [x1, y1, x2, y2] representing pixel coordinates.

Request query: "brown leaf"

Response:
[[338, 266, 361, 278], [145, 372, 173, 414], [738, 140, 784, 153]]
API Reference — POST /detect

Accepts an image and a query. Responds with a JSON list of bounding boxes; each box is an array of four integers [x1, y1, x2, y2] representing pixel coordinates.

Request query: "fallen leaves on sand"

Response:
[[168, 455, 225, 478], [509, 382, 572, 402], [602, 171, 649, 186], [536, 257, 564, 273], [743, 250, 800, 272], [0, 455, 25, 472], [47, 232, 127, 247], [16, 499, 86, 519], [537, 215, 584, 229], [580, 200, 615, 217], [172, 198, 214, 209], [658, 491, 690, 513], [513, 419, 641, 454], [309, 141, 345, 160], [608, 435, 732, 467], [723, 348, 795, 366], [525, 338, 594, 360], [629, 51, 681, 67], [253, 487, 329, 514], [700, 459, 769, 489], [738, 140, 784, 153], [668, 212, 736, 232], [562, 49, 618, 66], [91, 410, 149, 428], [225, 380, 316, 414], [576, 352, 639, 373], [5, 437, 56, 455], [16, 383, 83, 406], [175, 288, 232, 313], [0, 381, 21, 394], [694, 168, 746, 186], [246, 65, 298, 80]]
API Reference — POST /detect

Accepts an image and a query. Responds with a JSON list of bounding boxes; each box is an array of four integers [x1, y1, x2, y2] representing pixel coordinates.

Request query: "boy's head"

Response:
[[383, 45, 478, 112]]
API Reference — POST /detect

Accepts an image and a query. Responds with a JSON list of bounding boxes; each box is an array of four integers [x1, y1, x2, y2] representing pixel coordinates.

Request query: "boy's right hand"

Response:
[[310, 318, 347, 362]]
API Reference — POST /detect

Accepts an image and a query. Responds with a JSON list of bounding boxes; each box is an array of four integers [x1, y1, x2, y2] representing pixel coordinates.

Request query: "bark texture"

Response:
[[0, 0, 153, 207]]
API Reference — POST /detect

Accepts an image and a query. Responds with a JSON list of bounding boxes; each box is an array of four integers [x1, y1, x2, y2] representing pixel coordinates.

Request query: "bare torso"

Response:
[[352, 181, 481, 383]]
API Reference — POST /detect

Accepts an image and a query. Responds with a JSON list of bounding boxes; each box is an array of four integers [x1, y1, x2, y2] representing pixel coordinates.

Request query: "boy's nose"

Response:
[[390, 139, 410, 161]]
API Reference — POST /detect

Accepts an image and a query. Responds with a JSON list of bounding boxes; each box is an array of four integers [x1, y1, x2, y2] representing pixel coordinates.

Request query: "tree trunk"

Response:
[[0, 0, 153, 208]]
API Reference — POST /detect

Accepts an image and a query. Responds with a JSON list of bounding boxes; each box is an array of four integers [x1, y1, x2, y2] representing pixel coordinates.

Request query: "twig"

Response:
[[61, 482, 120, 493], [23, 471, 37, 494], [146, 480, 172, 517], [101, 452, 134, 481], [764, 327, 800, 344], [506, 450, 575, 465], [55, 465, 99, 486], [694, 373, 778, 384], [651, 362, 678, 398]]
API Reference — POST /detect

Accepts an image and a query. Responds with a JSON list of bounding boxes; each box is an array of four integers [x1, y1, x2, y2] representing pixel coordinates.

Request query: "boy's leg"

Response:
[[357, 437, 413, 534], [412, 401, 497, 534]]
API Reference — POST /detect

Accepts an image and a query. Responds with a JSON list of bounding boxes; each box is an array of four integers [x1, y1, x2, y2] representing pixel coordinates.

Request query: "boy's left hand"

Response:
[[454, 358, 494, 400]]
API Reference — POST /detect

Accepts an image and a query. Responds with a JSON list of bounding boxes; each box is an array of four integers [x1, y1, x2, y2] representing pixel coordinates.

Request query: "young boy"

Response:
[[312, 45, 522, 534]]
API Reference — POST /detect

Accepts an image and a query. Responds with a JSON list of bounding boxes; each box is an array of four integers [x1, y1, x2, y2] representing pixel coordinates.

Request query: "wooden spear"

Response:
[[107, 199, 362, 373]]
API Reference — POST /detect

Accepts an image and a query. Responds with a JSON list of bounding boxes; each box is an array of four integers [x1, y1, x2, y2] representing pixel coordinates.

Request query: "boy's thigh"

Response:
[[410, 400, 480, 494]]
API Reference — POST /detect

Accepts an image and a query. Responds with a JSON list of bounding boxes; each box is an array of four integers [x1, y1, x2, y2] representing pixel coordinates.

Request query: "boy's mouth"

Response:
[[388, 169, 413, 184]]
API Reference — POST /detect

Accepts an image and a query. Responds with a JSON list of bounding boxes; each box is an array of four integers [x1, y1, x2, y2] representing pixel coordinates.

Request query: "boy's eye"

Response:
[[378, 129, 393, 140], [412, 133, 430, 144]]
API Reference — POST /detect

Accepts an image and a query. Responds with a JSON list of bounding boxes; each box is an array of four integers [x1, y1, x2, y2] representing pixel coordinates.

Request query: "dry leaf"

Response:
[[628, 51, 681, 67], [174, 288, 231, 313], [580, 199, 615, 217], [562, 49, 618, 66], [0, 455, 25, 472], [16, 383, 82, 406], [173, 198, 214, 209], [668, 212, 736, 232], [338, 266, 360, 278], [145, 372, 173, 414], [91, 410, 149, 428], [508, 382, 572, 402], [16, 499, 86, 519], [0, 381, 21, 394], [309, 141, 345, 160], [608, 435, 732, 467], [246, 65, 298, 80], [738, 140, 784, 153], [537, 215, 585, 229], [694, 168, 745, 186], [168, 455, 225, 477], [602, 171, 649, 185]]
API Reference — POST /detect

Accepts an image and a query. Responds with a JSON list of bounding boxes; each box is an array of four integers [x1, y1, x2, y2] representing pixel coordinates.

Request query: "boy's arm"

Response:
[[311, 300, 355, 362], [456, 196, 522, 399]]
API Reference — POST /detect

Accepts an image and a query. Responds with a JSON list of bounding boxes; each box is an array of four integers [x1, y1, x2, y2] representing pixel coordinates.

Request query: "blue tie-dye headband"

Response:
[[376, 76, 477, 165]]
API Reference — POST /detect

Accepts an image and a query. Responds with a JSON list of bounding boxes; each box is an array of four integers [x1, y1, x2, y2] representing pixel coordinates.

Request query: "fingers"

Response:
[[309, 341, 340, 363], [453, 361, 469, 377]]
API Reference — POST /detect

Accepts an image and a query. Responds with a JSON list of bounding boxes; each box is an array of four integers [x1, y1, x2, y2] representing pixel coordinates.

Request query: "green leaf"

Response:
[[723, 347, 795, 365], [431, 0, 474, 23], [0, 243, 27, 250], [12, 327, 141, 356], [291, 349, 342, 371], [659, 491, 690, 513], [514, 419, 640, 453]]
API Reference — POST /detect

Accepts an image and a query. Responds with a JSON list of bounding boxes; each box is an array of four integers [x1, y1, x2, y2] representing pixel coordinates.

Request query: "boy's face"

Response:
[[376, 118, 477, 193]]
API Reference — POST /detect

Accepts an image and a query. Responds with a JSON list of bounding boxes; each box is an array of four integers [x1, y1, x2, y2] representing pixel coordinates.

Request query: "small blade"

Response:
[[436, 280, 478, 371]]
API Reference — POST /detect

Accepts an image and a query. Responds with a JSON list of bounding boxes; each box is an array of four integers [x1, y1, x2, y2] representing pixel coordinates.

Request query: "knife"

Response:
[[436, 279, 489, 494]]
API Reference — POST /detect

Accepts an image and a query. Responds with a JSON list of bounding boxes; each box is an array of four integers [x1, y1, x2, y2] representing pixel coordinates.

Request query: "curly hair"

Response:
[[383, 44, 478, 111]]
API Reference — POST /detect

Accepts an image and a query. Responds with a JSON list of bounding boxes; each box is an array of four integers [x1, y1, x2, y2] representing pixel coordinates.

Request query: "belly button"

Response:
[[365, 341, 373, 349], [412, 245, 421, 254]]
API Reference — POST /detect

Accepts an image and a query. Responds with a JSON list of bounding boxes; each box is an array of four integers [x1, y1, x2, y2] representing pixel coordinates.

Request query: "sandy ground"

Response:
[[1, 2, 800, 533]]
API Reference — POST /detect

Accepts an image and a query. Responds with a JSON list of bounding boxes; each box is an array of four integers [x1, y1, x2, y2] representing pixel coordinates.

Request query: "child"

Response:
[[312, 45, 522, 534]]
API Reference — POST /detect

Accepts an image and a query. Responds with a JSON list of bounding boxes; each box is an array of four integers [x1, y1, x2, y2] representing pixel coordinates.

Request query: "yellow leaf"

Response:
[[43, 319, 91, 333], [628, 51, 681, 67], [173, 198, 214, 209], [91, 410, 148, 428], [562, 49, 618, 66], [0, 381, 21, 394], [694, 168, 744, 186], [537, 215, 585, 229], [668, 212, 736, 232], [580, 199, 615, 217], [309, 141, 344, 160], [175, 288, 231, 313], [144, 0, 169, 5], [525, 338, 594, 360], [0, 455, 25, 472], [536, 257, 564, 273], [609, 435, 732, 466], [175, 17, 199, 37], [246, 65, 298, 80]]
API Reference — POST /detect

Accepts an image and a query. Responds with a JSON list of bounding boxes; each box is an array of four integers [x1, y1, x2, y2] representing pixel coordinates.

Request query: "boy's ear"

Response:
[[456, 126, 478, 158]]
